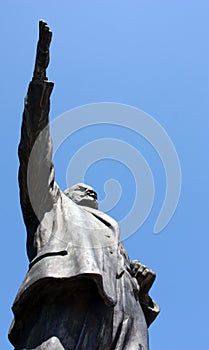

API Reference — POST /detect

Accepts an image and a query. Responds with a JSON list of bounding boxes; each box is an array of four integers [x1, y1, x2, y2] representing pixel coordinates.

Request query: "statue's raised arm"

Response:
[[18, 21, 55, 260]]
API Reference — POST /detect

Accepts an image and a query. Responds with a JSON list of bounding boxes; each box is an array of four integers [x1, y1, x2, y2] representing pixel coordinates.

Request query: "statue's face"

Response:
[[64, 183, 98, 210]]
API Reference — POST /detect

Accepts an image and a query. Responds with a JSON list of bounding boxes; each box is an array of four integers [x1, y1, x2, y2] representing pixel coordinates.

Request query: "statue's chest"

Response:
[[51, 197, 119, 249]]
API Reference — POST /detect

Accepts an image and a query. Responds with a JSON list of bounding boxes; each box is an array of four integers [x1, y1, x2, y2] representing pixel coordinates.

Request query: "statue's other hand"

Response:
[[33, 20, 52, 79], [130, 260, 156, 295]]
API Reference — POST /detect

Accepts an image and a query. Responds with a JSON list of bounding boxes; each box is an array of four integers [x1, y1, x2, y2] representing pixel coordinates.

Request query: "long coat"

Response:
[[9, 78, 159, 350]]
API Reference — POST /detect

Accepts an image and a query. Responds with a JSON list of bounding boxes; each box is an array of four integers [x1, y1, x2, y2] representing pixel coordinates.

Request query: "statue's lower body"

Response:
[[13, 279, 112, 349], [12, 277, 148, 350]]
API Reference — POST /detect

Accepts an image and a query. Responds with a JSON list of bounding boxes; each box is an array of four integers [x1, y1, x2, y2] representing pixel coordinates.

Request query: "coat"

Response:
[[9, 78, 159, 349]]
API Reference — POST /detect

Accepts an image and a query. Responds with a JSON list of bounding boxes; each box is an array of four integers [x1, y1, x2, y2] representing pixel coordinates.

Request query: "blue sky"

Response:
[[0, 1, 209, 349]]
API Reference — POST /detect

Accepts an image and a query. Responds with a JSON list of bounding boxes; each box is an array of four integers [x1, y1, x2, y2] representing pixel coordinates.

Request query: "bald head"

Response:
[[64, 183, 98, 210]]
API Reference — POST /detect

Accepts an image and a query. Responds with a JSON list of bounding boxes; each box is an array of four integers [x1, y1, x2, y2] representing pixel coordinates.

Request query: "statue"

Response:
[[9, 21, 159, 350]]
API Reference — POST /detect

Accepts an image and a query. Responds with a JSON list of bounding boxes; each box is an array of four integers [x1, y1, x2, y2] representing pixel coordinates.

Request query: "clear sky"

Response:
[[1, 1, 209, 349]]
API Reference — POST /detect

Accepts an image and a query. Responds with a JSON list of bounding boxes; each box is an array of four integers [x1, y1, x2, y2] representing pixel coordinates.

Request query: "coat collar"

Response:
[[81, 206, 119, 232]]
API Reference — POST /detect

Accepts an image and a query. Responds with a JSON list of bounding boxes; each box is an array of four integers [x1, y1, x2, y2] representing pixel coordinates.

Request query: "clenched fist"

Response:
[[130, 260, 156, 295]]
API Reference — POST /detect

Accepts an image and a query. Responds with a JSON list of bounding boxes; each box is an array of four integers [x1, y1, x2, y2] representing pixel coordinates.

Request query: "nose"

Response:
[[86, 189, 97, 200]]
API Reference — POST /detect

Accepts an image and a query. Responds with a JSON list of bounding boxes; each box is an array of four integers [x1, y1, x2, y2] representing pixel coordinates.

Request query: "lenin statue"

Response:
[[9, 21, 159, 350]]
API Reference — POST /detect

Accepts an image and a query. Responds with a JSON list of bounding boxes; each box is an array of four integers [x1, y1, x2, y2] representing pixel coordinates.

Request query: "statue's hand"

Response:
[[130, 260, 156, 296], [33, 20, 52, 80]]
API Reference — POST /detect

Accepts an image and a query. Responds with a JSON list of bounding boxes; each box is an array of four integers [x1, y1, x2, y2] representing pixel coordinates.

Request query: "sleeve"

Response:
[[139, 295, 160, 328], [18, 78, 55, 257]]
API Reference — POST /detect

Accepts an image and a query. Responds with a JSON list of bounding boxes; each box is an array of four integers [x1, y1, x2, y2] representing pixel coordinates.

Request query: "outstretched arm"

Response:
[[18, 21, 55, 245]]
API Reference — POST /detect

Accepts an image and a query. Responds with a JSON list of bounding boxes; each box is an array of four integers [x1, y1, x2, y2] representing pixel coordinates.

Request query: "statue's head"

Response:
[[64, 183, 98, 210]]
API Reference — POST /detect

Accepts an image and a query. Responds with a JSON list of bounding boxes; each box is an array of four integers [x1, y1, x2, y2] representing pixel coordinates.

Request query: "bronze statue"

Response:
[[9, 21, 159, 350]]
